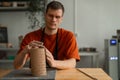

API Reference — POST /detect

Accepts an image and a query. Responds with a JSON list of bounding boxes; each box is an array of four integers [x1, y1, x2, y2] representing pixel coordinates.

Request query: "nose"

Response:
[[52, 17, 56, 21]]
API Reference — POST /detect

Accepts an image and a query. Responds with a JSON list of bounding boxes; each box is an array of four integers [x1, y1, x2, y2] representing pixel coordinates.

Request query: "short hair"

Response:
[[46, 1, 64, 15]]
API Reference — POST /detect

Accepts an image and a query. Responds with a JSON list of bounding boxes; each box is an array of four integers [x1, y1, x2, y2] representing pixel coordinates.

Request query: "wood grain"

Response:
[[0, 68, 112, 80], [0, 69, 12, 78]]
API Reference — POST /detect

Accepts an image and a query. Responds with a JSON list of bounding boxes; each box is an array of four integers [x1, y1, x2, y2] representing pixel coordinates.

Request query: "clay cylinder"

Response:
[[30, 47, 46, 77]]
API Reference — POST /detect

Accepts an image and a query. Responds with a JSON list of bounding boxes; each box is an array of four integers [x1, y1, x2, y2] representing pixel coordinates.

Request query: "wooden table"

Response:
[[56, 68, 112, 80], [0, 68, 112, 80]]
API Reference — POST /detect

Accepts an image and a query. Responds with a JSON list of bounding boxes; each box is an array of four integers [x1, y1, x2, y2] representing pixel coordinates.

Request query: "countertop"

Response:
[[0, 68, 112, 80]]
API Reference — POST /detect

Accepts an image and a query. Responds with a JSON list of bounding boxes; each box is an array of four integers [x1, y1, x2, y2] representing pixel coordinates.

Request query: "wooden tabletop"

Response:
[[55, 68, 112, 80], [0, 69, 12, 78], [0, 68, 112, 80]]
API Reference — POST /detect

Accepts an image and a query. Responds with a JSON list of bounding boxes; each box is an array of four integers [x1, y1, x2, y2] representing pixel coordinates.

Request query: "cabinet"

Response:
[[0, 48, 30, 69], [77, 52, 99, 68], [0, 48, 18, 63]]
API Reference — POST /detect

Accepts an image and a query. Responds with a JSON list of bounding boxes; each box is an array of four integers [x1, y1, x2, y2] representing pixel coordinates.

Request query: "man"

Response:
[[14, 1, 80, 70]]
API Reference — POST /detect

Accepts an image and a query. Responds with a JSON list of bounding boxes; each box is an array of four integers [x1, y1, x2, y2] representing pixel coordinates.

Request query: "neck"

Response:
[[44, 27, 58, 35]]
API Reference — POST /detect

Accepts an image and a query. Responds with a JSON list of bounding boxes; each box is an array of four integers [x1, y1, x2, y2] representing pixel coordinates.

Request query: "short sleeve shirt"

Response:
[[18, 28, 80, 61]]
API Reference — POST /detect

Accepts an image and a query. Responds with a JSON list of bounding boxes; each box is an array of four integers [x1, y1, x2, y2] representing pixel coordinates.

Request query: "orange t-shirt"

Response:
[[18, 28, 80, 61]]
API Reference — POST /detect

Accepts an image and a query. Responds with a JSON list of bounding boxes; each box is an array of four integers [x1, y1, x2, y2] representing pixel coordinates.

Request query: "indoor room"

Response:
[[0, 0, 120, 80]]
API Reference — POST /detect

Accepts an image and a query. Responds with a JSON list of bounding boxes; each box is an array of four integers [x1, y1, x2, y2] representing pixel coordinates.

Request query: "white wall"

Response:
[[56, 0, 75, 32], [0, 0, 120, 68], [0, 12, 32, 47], [55, 0, 120, 68], [58, 0, 120, 51]]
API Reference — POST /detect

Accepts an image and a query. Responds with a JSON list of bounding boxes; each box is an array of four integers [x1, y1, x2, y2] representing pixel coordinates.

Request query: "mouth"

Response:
[[50, 23, 56, 26]]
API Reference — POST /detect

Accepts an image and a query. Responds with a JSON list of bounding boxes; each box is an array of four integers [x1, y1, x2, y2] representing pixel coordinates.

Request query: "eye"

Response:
[[56, 16, 61, 19], [48, 14, 53, 18]]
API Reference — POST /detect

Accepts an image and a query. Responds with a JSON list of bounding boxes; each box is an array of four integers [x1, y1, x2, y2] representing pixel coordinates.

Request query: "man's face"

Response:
[[45, 8, 63, 30]]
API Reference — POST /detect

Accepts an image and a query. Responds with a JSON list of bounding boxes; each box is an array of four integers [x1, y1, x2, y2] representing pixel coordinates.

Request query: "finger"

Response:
[[45, 49, 53, 60], [46, 56, 55, 67], [45, 51, 51, 58], [27, 45, 32, 49], [46, 56, 51, 61], [46, 54, 52, 59], [32, 41, 43, 45], [46, 58, 52, 67], [45, 49, 53, 58], [29, 41, 43, 48]]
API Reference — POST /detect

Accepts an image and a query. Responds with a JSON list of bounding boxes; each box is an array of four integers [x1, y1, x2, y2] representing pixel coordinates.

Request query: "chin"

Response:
[[50, 27, 57, 30], [48, 26, 57, 30]]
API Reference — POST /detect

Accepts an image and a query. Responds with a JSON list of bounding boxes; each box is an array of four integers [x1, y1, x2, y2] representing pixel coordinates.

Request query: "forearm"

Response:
[[14, 49, 28, 69], [53, 58, 76, 69]]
